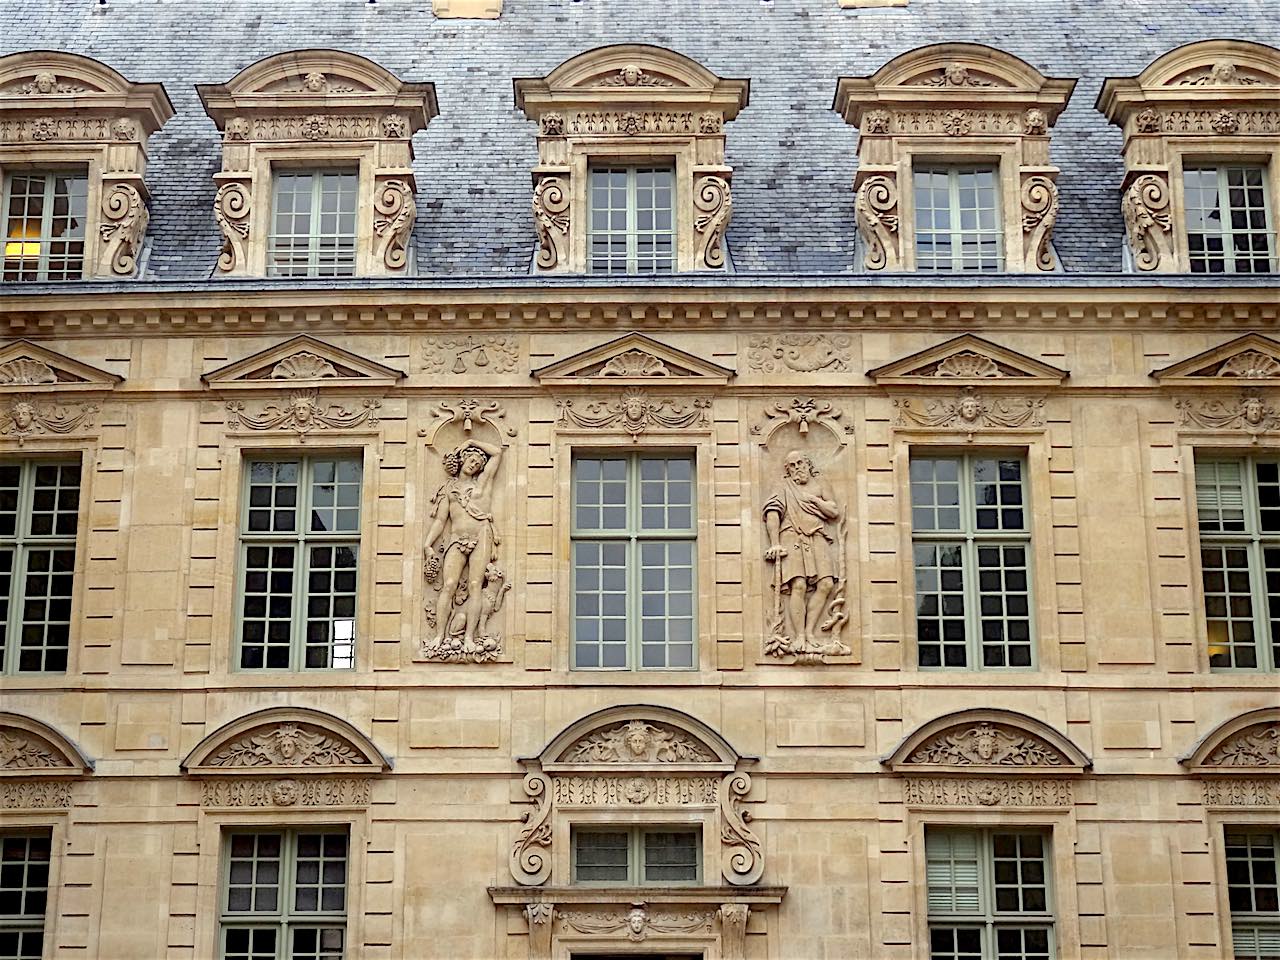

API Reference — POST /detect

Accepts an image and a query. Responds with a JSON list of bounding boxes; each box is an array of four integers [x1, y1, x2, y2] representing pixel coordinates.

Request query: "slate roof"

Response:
[[1, 0, 1278, 283]]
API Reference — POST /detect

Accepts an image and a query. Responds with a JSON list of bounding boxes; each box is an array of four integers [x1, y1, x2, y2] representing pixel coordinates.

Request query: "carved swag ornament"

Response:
[[556, 391, 711, 440], [1176, 392, 1280, 435], [894, 388, 1045, 432], [0, 396, 98, 445], [225, 391, 380, 436]]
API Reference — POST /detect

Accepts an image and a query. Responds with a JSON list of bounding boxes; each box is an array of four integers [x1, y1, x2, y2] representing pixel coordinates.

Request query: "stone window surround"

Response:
[[515, 44, 749, 275], [552, 431, 717, 677], [1097, 39, 1280, 274], [890, 433, 1060, 673], [0, 52, 173, 280], [833, 43, 1075, 274], [196, 50, 437, 279]]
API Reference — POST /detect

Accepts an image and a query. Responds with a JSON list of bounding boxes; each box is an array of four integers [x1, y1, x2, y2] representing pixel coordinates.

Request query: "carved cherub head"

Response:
[[626, 906, 648, 940], [623, 720, 652, 759], [619, 64, 642, 86], [1242, 394, 1265, 426], [289, 393, 316, 425], [943, 63, 969, 86], [958, 391, 983, 424], [274, 724, 302, 760], [971, 723, 998, 761], [32, 71, 56, 93], [621, 391, 650, 427], [783, 451, 817, 484], [1210, 60, 1239, 84], [303, 72, 328, 92], [10, 401, 35, 430]]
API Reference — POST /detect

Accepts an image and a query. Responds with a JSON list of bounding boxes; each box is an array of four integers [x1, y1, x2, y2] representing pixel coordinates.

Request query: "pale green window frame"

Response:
[[912, 165, 1005, 272], [1183, 164, 1275, 275], [0, 460, 80, 675], [0, 831, 52, 960], [267, 168, 360, 279], [570, 452, 697, 671], [1226, 829, 1280, 960], [587, 166, 676, 275], [570, 826, 702, 886], [910, 454, 1035, 670], [1, 168, 89, 282], [219, 828, 348, 960], [1195, 457, 1280, 672], [926, 828, 1056, 960], [236, 456, 361, 672]]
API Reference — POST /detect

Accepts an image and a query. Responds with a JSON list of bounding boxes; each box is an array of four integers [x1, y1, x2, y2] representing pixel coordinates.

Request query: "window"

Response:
[[571, 454, 695, 670], [221, 830, 347, 960], [588, 167, 675, 275], [2, 171, 88, 282], [913, 166, 1004, 272], [0, 832, 51, 960], [1184, 165, 1274, 275], [1227, 830, 1280, 960], [1196, 458, 1279, 671], [267, 170, 359, 278], [0, 461, 79, 674], [571, 827, 700, 885], [238, 457, 361, 670], [910, 455, 1033, 669], [927, 828, 1054, 960]]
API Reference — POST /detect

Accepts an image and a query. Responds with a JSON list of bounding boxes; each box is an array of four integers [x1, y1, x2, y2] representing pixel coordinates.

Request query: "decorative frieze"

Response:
[[903, 777, 1074, 807], [894, 389, 1045, 430], [1175, 392, 1280, 434], [0, 396, 98, 445], [423, 336, 520, 375], [551, 776, 720, 806], [225, 391, 380, 435], [200, 777, 373, 808], [562, 721, 715, 763], [747, 334, 852, 374], [183, 708, 388, 777], [559, 906, 715, 940], [1202, 779, 1280, 807], [556, 391, 711, 439], [0, 781, 72, 810]]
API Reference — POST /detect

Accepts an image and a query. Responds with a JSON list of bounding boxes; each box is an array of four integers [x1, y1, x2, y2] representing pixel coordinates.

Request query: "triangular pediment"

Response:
[[867, 334, 1068, 386], [202, 336, 405, 391], [532, 333, 734, 386], [0, 340, 122, 393], [1152, 333, 1280, 384]]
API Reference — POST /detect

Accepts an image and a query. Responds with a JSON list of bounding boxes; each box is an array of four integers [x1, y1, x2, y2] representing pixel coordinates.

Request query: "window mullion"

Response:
[[949, 169, 963, 272], [627, 453, 640, 669], [292, 459, 311, 670], [1217, 167, 1237, 274], [626, 168, 639, 275], [36, 175, 55, 281], [961, 456, 981, 669]]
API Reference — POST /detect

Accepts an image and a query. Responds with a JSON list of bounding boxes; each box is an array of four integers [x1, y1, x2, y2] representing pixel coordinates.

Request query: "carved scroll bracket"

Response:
[[693, 171, 732, 269], [214, 177, 253, 275], [855, 171, 901, 271], [371, 176, 416, 273], [97, 180, 149, 277], [418, 398, 517, 446], [1019, 171, 1059, 272], [532, 172, 570, 272], [1122, 172, 1174, 272]]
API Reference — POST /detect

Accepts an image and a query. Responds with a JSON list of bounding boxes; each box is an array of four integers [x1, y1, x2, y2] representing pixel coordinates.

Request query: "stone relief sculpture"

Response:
[[1176, 392, 1280, 434], [206, 722, 372, 768], [556, 391, 710, 440], [559, 905, 715, 940], [1122, 174, 1173, 271], [422, 436, 510, 663], [762, 451, 850, 661], [746, 334, 852, 374], [907, 722, 1067, 767], [0, 396, 98, 445], [225, 391, 380, 436], [1205, 724, 1280, 766], [894, 389, 1045, 431], [0, 731, 64, 769], [562, 720, 715, 763]]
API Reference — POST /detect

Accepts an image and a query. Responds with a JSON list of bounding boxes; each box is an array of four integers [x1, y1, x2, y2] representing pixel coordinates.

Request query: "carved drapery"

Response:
[[0, 395, 98, 446], [515, 45, 749, 273], [1121, 173, 1173, 271], [555, 391, 711, 440], [855, 174, 900, 271], [894, 388, 1046, 432], [1175, 392, 1280, 436], [225, 391, 380, 436]]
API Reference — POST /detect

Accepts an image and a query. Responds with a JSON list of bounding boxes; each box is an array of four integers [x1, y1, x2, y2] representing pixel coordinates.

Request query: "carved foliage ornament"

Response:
[[0, 731, 65, 769], [98, 182, 148, 277], [1203, 724, 1280, 767], [561, 721, 716, 763], [907, 722, 1068, 767], [226, 391, 380, 436], [904, 777, 1074, 807], [556, 391, 711, 440], [755, 397, 851, 441], [0, 396, 98, 445], [532, 176, 570, 271], [747, 334, 852, 374], [913, 63, 999, 88], [856, 175, 900, 271], [205, 723, 372, 768], [597, 65, 674, 88], [201, 777, 373, 808], [1, 782, 72, 810], [1176, 392, 1280, 435], [1020, 176, 1058, 271], [895, 388, 1045, 431], [1203, 780, 1280, 807], [693, 175, 732, 269], [1122, 174, 1173, 272], [372, 179, 415, 270]]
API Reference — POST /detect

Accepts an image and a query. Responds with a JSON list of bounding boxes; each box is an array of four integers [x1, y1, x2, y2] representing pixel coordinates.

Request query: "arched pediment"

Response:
[[884, 709, 1090, 774], [1181, 708, 1280, 773], [217, 49, 418, 98], [0, 712, 92, 777], [182, 707, 389, 776], [1137, 40, 1280, 89], [868, 43, 1057, 93], [534, 705, 748, 771], [0, 50, 173, 133]]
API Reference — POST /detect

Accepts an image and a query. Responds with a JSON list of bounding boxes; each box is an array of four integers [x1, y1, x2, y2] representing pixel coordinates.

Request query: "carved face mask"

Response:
[[1243, 398, 1264, 425], [461, 450, 487, 476], [959, 397, 981, 422]]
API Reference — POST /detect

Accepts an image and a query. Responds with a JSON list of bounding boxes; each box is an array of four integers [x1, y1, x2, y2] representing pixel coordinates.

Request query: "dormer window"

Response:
[[197, 51, 437, 278], [1097, 39, 1280, 273], [833, 44, 1075, 274], [0, 52, 172, 280], [515, 44, 748, 274]]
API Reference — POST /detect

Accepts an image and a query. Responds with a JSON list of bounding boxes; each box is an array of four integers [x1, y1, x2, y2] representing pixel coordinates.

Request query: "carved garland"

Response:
[[1176, 392, 1280, 435], [556, 391, 711, 440], [205, 723, 373, 768], [894, 388, 1045, 431], [0, 396, 98, 445], [225, 391, 380, 436]]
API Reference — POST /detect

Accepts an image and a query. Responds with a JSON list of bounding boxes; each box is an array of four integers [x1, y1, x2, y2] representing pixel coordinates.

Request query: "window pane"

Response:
[[294, 834, 347, 915], [268, 170, 358, 278], [930, 927, 983, 960], [0, 834, 51, 921], [1202, 545, 1257, 670], [225, 833, 281, 914], [992, 833, 1049, 914], [3, 171, 87, 282], [17, 547, 74, 672], [573, 831, 629, 883], [1226, 832, 1280, 915], [240, 544, 295, 670], [643, 831, 698, 883], [221, 927, 277, 960], [304, 545, 358, 669], [977, 545, 1033, 668], [589, 166, 675, 275], [1185, 165, 1274, 274], [926, 830, 982, 914], [915, 542, 966, 668], [914, 166, 1003, 272]]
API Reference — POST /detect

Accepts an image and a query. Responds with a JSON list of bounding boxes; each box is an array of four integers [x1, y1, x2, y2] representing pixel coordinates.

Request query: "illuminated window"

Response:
[[267, 170, 359, 278], [2, 171, 87, 282], [588, 167, 675, 275], [238, 456, 361, 670]]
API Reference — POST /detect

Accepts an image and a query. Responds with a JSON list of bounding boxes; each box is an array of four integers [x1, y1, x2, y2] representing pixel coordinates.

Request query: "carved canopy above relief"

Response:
[[515, 45, 749, 273], [833, 44, 1075, 272], [884, 709, 1090, 776], [510, 706, 764, 887], [182, 707, 389, 777], [0, 52, 173, 278]]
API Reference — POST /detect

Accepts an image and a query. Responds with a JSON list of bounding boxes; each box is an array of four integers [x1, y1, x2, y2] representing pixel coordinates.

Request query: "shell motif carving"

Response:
[[693, 175, 732, 269], [271, 352, 338, 380], [907, 722, 1068, 767], [600, 349, 669, 378], [935, 351, 1001, 378], [1122, 174, 1173, 271], [0, 359, 57, 386], [373, 179, 415, 271], [1218, 351, 1280, 379], [855, 176, 900, 271]]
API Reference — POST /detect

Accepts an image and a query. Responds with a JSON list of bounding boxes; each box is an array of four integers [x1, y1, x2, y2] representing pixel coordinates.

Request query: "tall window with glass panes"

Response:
[[267, 169, 359, 278], [2, 170, 88, 282], [1195, 457, 1279, 671], [237, 456, 360, 670], [0, 832, 51, 960], [588, 167, 675, 274], [913, 166, 1004, 272], [910, 455, 1033, 668], [1226, 829, 1280, 960], [571, 453, 695, 670], [1183, 165, 1274, 274]]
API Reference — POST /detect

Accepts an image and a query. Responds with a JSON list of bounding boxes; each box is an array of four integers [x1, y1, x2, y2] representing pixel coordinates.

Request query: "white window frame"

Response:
[[1182, 162, 1276, 275], [570, 825, 702, 887], [909, 453, 1036, 670], [1, 167, 89, 282], [0, 459, 80, 675], [235, 454, 361, 672], [218, 827, 349, 960], [569, 451, 697, 671], [926, 827, 1056, 960], [587, 165, 676, 276], [0, 830, 52, 960], [911, 163, 1005, 273], [1195, 456, 1279, 672], [1225, 827, 1280, 960], [266, 167, 360, 279]]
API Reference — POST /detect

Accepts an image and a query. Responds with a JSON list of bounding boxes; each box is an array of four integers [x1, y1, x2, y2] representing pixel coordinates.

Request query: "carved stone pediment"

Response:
[[559, 720, 717, 765], [0, 712, 92, 778], [202, 335, 405, 390], [867, 334, 1068, 387], [182, 707, 388, 777], [1182, 708, 1280, 774], [0, 341, 122, 393], [884, 709, 1090, 775], [533, 332, 734, 386], [1152, 333, 1280, 384]]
